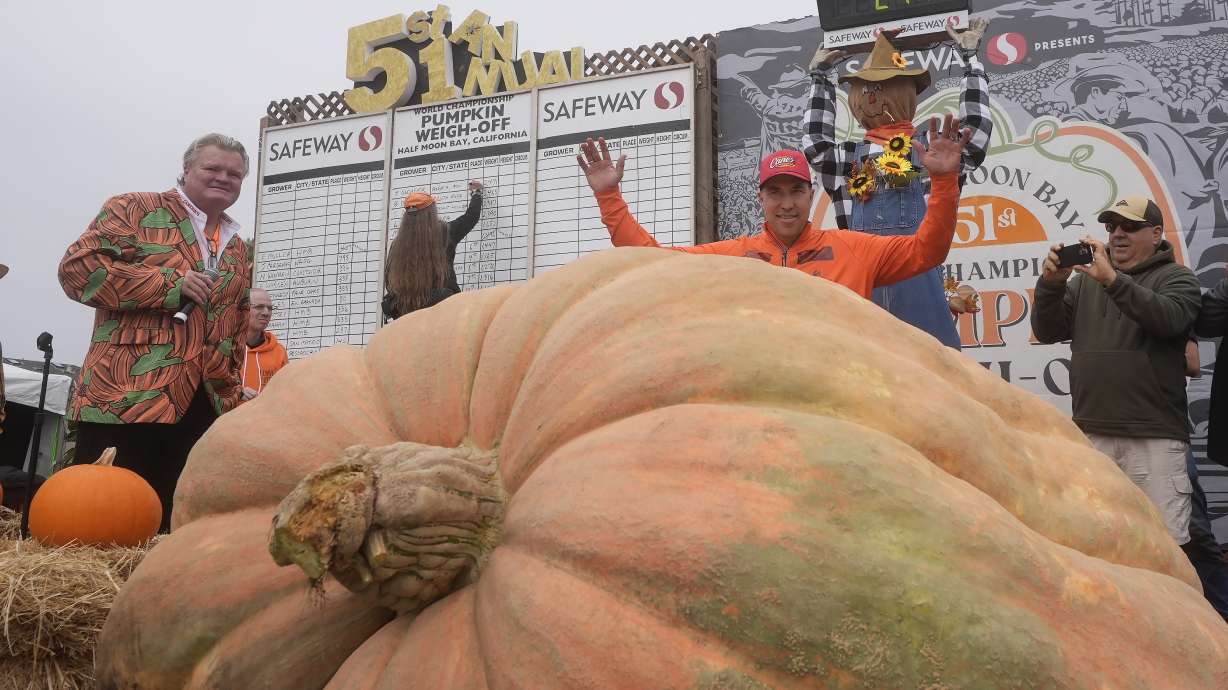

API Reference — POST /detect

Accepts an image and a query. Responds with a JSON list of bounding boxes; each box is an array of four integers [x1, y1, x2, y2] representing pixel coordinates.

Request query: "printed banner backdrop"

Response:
[[715, 1, 1228, 538]]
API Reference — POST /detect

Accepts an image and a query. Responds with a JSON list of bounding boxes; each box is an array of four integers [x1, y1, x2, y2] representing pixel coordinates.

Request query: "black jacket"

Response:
[[382, 191, 482, 321], [1196, 277, 1228, 465], [1031, 241, 1200, 441]]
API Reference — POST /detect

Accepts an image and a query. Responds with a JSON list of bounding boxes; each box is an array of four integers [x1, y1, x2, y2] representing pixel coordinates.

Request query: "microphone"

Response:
[[173, 267, 220, 324]]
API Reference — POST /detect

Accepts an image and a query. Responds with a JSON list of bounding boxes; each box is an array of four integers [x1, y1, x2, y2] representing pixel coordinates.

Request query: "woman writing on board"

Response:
[[382, 180, 483, 321]]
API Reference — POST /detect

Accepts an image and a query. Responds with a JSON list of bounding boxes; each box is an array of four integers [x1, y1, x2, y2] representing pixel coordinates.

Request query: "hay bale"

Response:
[[0, 507, 19, 542], [0, 507, 157, 690]]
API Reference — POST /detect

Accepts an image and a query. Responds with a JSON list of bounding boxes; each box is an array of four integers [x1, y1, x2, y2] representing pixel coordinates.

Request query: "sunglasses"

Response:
[[1105, 220, 1155, 233]]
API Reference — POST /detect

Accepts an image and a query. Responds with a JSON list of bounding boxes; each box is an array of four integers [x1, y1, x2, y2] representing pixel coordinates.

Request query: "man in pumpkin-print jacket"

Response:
[[58, 133, 252, 532]]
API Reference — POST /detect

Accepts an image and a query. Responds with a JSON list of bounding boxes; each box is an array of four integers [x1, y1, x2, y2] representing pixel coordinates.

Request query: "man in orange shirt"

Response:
[[240, 287, 288, 401], [577, 114, 971, 300]]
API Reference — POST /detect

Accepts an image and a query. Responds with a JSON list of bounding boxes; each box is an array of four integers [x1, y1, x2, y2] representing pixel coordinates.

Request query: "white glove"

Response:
[[947, 18, 989, 53], [809, 47, 848, 74]]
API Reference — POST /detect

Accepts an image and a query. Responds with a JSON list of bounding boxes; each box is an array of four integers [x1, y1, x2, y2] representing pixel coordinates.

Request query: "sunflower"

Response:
[[885, 135, 912, 156], [847, 170, 876, 201], [876, 152, 913, 176], [891, 52, 909, 69]]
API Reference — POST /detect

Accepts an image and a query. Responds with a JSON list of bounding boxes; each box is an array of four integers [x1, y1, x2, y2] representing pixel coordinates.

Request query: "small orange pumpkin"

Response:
[[29, 447, 161, 546]]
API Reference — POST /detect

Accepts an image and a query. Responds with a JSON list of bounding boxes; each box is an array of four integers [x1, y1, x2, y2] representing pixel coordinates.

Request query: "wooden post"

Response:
[[691, 44, 717, 245]]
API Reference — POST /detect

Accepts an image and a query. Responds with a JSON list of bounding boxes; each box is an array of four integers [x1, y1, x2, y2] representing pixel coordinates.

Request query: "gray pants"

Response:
[[1086, 434, 1192, 546]]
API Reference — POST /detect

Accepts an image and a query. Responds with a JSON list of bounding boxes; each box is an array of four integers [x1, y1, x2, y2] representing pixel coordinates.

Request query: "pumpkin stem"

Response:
[[96, 447, 117, 467], [269, 442, 505, 616]]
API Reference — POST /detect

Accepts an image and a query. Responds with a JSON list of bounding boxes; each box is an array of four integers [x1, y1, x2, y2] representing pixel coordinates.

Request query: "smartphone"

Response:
[[1056, 243, 1093, 269]]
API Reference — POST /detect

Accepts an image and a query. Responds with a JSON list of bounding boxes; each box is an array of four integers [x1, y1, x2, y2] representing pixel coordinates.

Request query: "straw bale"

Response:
[[0, 507, 157, 690]]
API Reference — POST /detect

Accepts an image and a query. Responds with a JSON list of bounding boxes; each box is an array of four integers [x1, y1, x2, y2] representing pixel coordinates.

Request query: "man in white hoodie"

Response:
[[240, 287, 288, 401]]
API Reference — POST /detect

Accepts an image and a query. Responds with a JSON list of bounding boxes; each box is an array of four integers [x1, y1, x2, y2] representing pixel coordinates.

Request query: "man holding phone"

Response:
[[1032, 196, 1201, 556]]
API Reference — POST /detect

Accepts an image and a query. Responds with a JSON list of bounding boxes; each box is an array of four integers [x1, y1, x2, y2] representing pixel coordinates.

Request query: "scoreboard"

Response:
[[255, 65, 698, 359], [817, 0, 970, 31], [817, 0, 971, 50]]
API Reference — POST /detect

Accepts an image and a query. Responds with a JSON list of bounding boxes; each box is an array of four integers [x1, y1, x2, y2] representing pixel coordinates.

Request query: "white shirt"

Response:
[[174, 186, 242, 270]]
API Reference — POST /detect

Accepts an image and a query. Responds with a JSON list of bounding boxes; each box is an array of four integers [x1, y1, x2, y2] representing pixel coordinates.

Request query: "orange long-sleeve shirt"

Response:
[[596, 171, 961, 299]]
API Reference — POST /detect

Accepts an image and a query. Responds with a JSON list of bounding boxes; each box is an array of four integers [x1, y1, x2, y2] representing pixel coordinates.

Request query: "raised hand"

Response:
[[947, 17, 989, 52], [915, 113, 973, 177], [1073, 235, 1116, 286], [808, 47, 847, 74], [576, 138, 626, 194], [1040, 243, 1073, 285]]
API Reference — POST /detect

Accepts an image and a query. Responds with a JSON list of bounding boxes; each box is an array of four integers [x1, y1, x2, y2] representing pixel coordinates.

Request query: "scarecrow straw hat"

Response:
[[840, 32, 931, 93]]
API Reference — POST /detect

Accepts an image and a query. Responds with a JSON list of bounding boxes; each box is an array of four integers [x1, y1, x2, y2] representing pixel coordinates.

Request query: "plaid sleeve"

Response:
[[957, 53, 993, 175], [802, 70, 856, 229]]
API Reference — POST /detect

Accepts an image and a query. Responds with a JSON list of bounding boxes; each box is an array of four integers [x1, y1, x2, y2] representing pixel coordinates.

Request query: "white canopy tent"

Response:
[[3, 362, 73, 476]]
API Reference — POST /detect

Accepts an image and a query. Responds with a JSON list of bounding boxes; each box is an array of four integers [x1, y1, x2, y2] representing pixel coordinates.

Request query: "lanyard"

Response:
[[205, 220, 223, 270]]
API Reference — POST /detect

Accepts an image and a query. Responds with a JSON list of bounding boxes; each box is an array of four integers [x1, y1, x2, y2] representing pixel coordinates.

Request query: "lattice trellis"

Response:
[[585, 34, 715, 77], [264, 34, 718, 126], [266, 91, 355, 126]]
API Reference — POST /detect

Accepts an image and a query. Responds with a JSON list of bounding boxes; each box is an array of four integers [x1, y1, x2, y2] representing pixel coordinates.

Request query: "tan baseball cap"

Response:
[[1097, 196, 1163, 226]]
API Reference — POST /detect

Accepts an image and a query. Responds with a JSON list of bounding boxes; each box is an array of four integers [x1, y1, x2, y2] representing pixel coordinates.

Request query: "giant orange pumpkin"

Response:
[[97, 249, 1228, 688], [29, 447, 161, 547]]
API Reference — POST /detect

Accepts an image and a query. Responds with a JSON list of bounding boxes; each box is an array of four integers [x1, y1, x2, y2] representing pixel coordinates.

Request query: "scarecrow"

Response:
[[802, 21, 991, 349]]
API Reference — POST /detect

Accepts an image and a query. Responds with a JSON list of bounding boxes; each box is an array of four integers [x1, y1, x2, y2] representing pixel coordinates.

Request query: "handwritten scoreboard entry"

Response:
[[533, 65, 696, 273], [389, 92, 533, 291], [255, 112, 390, 359], [254, 66, 701, 359]]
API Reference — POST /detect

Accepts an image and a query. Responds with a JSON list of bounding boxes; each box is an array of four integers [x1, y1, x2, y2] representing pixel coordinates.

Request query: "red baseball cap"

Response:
[[759, 150, 812, 187]]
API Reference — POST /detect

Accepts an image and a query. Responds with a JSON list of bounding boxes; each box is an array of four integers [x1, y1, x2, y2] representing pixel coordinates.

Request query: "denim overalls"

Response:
[[850, 132, 961, 349]]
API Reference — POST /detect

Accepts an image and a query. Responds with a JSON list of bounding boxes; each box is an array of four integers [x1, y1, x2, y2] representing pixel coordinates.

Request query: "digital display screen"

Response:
[[817, 0, 970, 31]]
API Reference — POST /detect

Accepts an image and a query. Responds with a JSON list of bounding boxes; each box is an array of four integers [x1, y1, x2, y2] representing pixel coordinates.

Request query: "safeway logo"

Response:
[[654, 82, 685, 110], [986, 33, 1028, 66], [358, 125, 383, 151]]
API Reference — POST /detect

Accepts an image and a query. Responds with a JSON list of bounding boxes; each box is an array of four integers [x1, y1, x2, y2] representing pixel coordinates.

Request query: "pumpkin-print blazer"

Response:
[[59, 190, 251, 424]]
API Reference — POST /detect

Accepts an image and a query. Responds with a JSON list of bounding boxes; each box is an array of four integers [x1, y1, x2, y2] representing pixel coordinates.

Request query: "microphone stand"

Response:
[[19, 332, 53, 539]]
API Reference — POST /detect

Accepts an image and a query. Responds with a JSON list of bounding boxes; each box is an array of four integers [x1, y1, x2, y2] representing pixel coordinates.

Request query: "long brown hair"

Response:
[[384, 203, 449, 315]]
